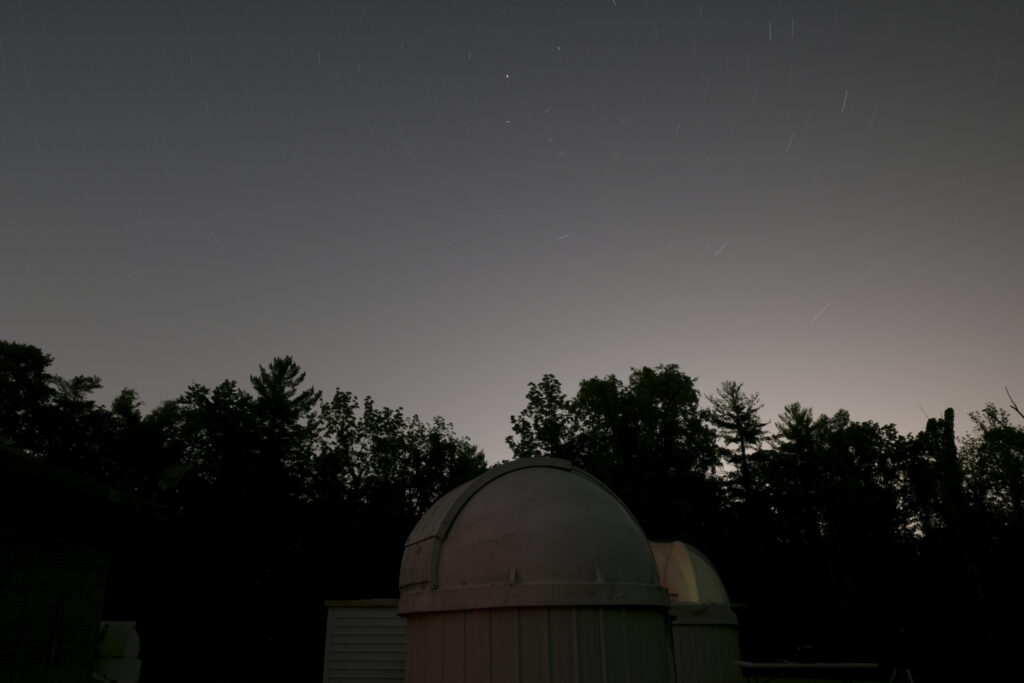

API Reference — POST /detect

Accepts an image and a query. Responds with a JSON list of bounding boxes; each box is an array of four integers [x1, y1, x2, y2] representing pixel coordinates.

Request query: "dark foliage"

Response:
[[3, 339, 1022, 680], [0, 340, 486, 682], [510, 372, 1024, 681]]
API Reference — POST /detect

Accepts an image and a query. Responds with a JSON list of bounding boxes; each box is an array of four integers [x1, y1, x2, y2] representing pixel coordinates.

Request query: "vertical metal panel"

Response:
[[402, 613, 427, 678], [630, 607, 676, 683], [546, 607, 576, 683], [519, 607, 551, 683], [423, 613, 444, 680], [442, 612, 466, 683], [464, 609, 492, 683], [670, 622, 741, 683], [599, 606, 675, 683], [574, 607, 605, 683], [489, 608, 519, 683], [323, 601, 406, 683], [601, 607, 630, 682], [405, 606, 674, 683]]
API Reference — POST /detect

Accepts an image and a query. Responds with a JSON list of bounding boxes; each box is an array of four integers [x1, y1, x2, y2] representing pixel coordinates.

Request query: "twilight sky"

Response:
[[3, 1, 1022, 461]]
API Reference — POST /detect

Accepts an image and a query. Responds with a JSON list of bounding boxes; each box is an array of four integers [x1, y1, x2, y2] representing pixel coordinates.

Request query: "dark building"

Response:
[[0, 445, 164, 683]]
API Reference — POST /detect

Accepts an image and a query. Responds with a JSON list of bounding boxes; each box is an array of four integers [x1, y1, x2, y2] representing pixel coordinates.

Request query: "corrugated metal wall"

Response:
[[669, 622, 742, 683], [404, 606, 675, 683], [323, 600, 407, 683]]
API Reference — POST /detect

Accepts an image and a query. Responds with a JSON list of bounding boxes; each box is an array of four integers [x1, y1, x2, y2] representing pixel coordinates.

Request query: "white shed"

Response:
[[322, 599, 406, 683]]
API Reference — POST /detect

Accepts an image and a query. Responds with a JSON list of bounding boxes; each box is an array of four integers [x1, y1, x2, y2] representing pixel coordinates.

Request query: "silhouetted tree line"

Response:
[[3, 340, 1022, 680], [0, 341, 485, 681], [508, 367, 1024, 682]]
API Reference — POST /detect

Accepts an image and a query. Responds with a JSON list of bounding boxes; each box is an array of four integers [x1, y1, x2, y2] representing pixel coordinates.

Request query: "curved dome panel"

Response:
[[651, 540, 733, 602], [398, 458, 667, 614], [650, 541, 730, 604]]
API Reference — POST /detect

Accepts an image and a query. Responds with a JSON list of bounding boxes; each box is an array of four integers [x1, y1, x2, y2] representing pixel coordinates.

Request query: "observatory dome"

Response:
[[398, 457, 667, 614], [650, 540, 731, 605]]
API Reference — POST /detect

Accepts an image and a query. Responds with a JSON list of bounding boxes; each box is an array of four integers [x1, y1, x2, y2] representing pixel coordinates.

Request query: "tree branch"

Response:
[[1005, 385, 1024, 422]]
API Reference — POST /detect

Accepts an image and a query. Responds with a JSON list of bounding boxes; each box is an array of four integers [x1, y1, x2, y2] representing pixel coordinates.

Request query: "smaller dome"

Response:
[[650, 541, 736, 626], [398, 458, 668, 615], [650, 541, 730, 604]]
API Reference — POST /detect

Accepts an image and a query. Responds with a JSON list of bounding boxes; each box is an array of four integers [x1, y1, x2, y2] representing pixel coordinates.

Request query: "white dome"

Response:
[[398, 458, 668, 614], [650, 541, 730, 604]]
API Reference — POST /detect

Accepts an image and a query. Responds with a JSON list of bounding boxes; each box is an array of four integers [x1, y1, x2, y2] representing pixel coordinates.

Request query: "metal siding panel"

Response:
[[665, 617, 681, 683], [490, 608, 519, 683], [634, 610, 671, 683], [442, 611, 466, 683], [406, 612, 441, 683], [403, 618, 426, 682], [324, 608, 333, 683], [706, 625, 742, 683], [672, 622, 696, 683], [519, 607, 550, 683], [580, 607, 673, 683], [671, 623, 742, 683], [405, 606, 675, 683], [671, 623, 687, 683], [547, 607, 577, 683], [464, 610, 492, 683], [324, 605, 407, 683], [634, 609, 663, 682], [626, 610, 649, 683], [424, 613, 446, 683], [574, 607, 604, 683], [701, 627, 721, 682], [600, 608, 630, 683]]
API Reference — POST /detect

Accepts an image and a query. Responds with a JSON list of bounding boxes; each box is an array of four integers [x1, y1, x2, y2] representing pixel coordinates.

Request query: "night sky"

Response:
[[3, 1, 1022, 462]]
